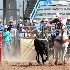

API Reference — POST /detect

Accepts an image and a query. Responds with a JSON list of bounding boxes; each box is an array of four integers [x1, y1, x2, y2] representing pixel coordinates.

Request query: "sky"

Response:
[[0, 0, 23, 15]]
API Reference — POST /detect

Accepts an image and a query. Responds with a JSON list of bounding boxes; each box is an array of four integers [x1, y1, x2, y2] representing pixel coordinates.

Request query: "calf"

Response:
[[34, 38, 48, 64]]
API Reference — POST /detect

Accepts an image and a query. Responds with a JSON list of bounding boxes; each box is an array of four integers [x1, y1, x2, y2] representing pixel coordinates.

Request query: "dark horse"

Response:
[[34, 38, 48, 64]]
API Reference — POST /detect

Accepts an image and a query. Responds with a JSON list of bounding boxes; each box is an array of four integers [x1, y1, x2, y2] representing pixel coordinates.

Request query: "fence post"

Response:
[[0, 32, 2, 62]]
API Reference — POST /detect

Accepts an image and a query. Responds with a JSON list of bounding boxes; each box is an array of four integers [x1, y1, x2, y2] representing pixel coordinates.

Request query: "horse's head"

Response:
[[61, 19, 67, 32]]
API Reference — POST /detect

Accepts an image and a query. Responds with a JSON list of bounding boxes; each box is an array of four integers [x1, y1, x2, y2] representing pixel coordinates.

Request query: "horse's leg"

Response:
[[42, 46, 48, 61], [55, 47, 59, 65], [59, 49, 62, 61], [62, 47, 67, 65], [45, 49, 48, 61], [40, 52, 45, 64], [36, 52, 41, 64]]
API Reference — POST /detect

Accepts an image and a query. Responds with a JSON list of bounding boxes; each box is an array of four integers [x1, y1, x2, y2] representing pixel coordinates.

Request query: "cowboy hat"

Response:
[[33, 20, 36, 23], [53, 13, 60, 19], [20, 19, 22, 22], [20, 24, 23, 27], [8, 20, 13, 23], [4, 25, 8, 28], [56, 13, 60, 17], [0, 19, 2, 22], [67, 16, 70, 19]]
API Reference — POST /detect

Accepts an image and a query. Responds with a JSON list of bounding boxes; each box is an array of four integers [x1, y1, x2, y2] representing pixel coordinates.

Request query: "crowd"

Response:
[[0, 13, 70, 59]]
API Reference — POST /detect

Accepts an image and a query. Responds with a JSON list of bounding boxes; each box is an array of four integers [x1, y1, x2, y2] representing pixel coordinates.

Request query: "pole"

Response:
[[18, 9, 20, 25], [23, 0, 24, 22], [19, 3, 23, 19], [27, 0, 29, 8], [3, 0, 6, 26], [19, 6, 21, 19], [0, 32, 2, 62]]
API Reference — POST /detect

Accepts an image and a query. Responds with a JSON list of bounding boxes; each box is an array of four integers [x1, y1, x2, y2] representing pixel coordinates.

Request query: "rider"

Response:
[[50, 13, 62, 32]]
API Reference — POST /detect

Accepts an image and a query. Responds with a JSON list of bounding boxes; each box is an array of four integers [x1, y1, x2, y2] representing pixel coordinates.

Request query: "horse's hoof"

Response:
[[58, 61, 63, 65], [42, 62, 45, 65], [38, 62, 42, 65], [63, 61, 67, 66], [55, 61, 58, 65], [43, 59, 46, 62], [48, 60, 54, 66], [29, 62, 32, 66], [46, 57, 48, 60], [37, 61, 41, 65]]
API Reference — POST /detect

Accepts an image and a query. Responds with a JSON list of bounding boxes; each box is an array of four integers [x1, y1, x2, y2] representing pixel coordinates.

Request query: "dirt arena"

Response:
[[1, 39, 70, 70], [0, 60, 70, 70]]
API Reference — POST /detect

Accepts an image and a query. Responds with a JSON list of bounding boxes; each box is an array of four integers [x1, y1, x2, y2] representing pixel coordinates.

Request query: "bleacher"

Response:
[[35, 4, 70, 22], [29, 0, 70, 23]]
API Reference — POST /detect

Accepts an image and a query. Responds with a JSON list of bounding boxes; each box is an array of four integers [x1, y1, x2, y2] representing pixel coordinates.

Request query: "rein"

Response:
[[54, 39, 70, 44]]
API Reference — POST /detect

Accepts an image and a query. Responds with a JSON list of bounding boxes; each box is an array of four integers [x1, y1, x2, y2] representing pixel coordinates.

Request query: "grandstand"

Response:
[[27, 0, 70, 23]]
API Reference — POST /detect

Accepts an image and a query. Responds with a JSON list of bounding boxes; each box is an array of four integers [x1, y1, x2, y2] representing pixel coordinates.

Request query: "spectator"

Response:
[[16, 24, 27, 57], [66, 16, 70, 25], [32, 20, 40, 37], [16, 24, 27, 39], [0, 19, 3, 31], [17, 19, 24, 30], [40, 20, 44, 31], [2, 25, 13, 59], [44, 18, 50, 38], [39, 20, 45, 38], [7, 20, 14, 31], [50, 28, 56, 42], [66, 16, 70, 33], [24, 17, 31, 26]]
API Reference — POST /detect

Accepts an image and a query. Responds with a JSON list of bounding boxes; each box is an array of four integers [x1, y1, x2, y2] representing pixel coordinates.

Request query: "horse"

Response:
[[54, 19, 70, 65], [34, 38, 48, 64]]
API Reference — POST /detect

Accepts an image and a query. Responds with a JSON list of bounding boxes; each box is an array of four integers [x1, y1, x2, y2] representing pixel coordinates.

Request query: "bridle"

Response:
[[61, 23, 66, 40]]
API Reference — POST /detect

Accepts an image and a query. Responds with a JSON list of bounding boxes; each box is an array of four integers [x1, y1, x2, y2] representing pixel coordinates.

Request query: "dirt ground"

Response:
[[0, 60, 70, 70], [1, 44, 70, 70]]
